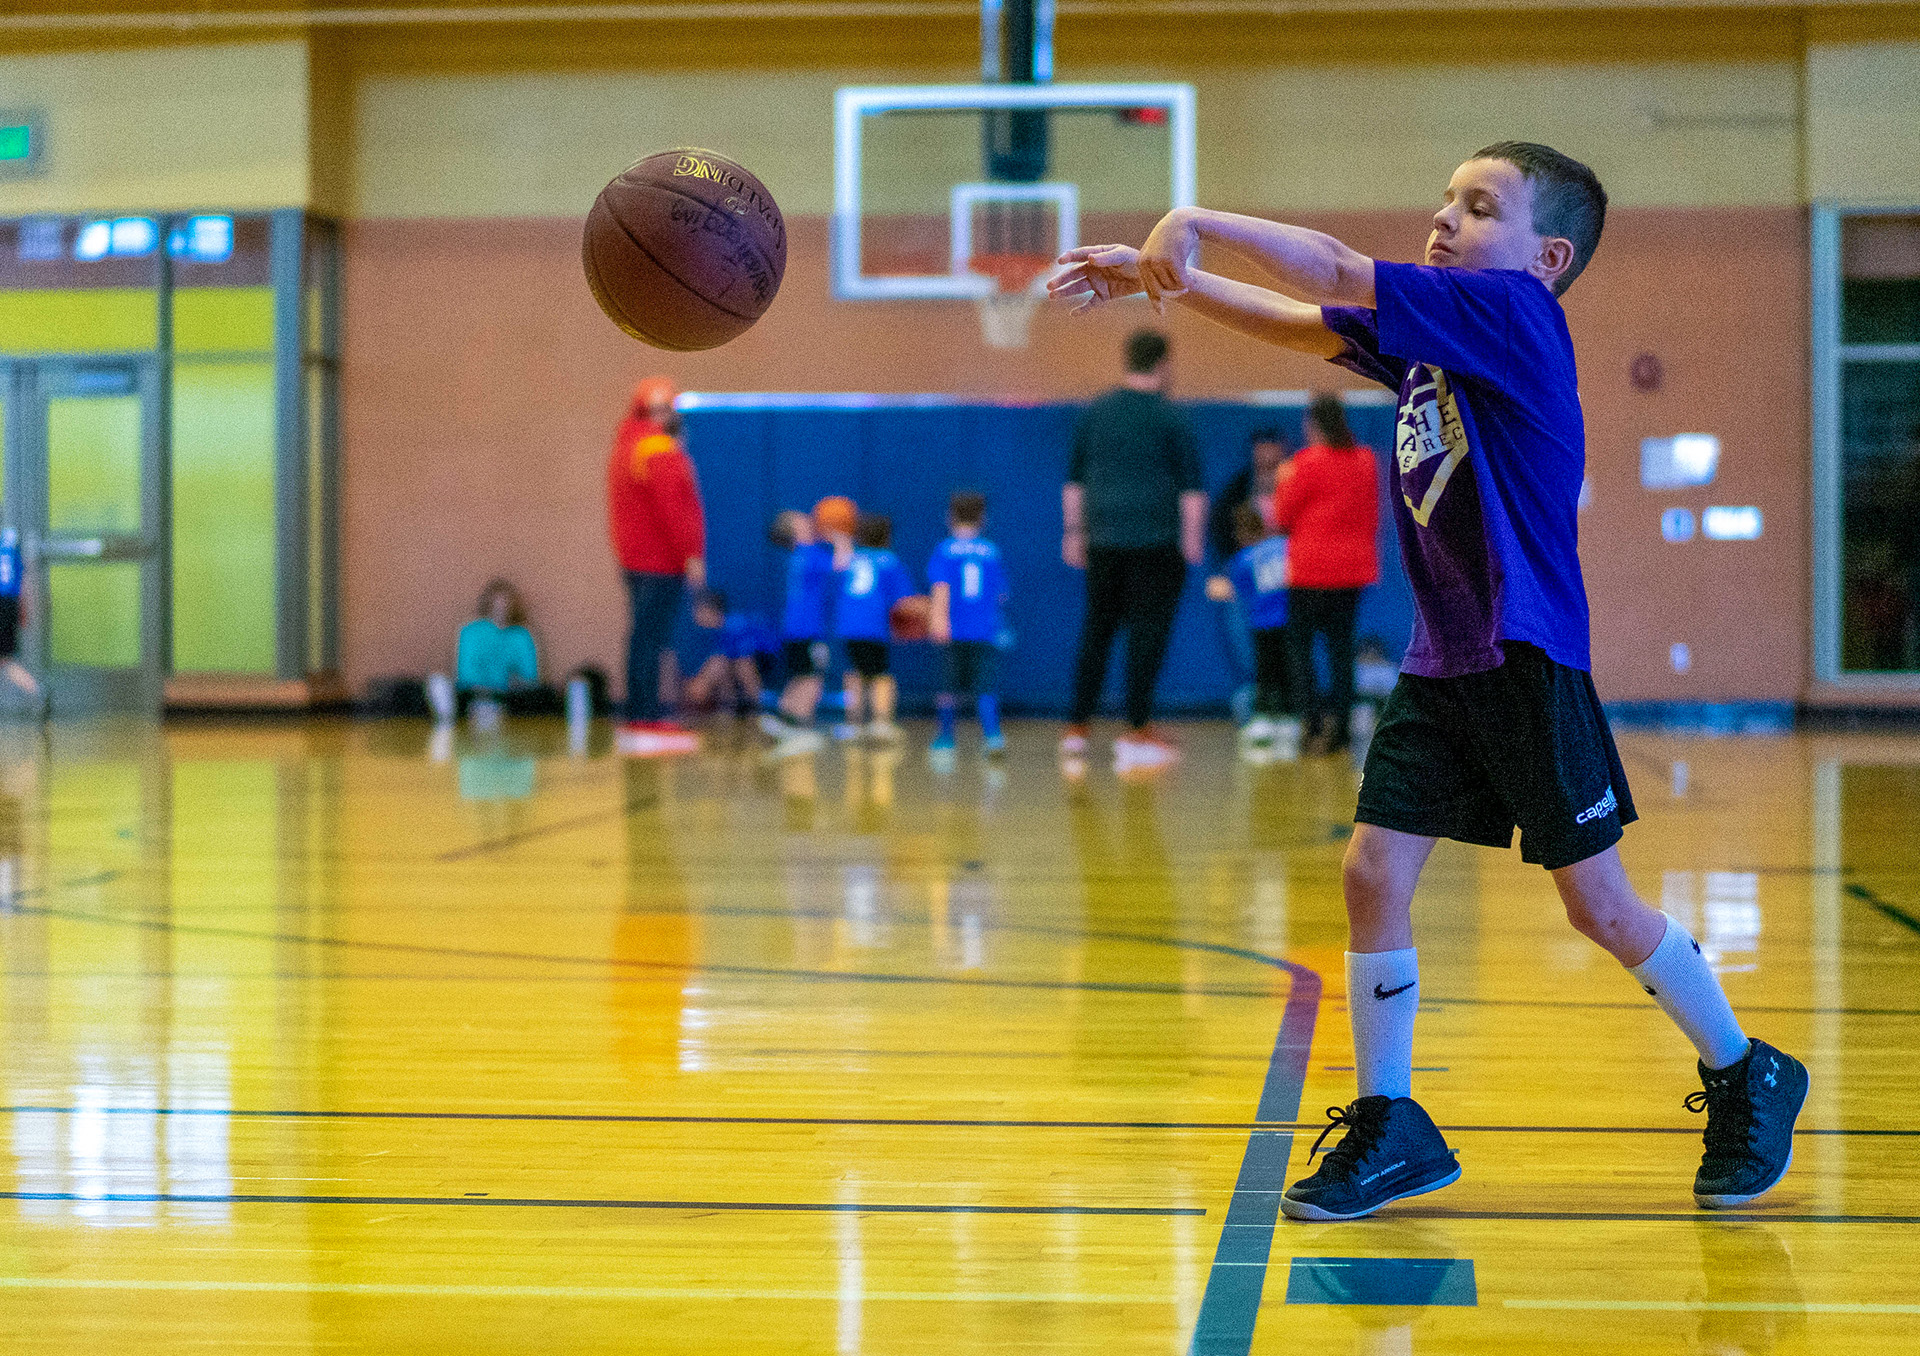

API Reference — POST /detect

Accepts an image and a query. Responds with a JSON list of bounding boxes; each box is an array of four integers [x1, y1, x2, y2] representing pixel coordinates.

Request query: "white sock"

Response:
[[1627, 916, 1750, 1070], [1347, 948, 1419, 1100]]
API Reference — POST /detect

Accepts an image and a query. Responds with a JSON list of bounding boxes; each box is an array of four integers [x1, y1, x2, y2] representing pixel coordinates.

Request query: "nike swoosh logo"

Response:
[[1373, 981, 1416, 1001]]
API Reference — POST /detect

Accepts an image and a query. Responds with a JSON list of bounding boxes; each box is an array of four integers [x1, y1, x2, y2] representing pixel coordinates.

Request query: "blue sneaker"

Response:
[[1281, 1096, 1461, 1221], [982, 732, 1006, 756], [1688, 1038, 1808, 1208], [930, 732, 957, 753]]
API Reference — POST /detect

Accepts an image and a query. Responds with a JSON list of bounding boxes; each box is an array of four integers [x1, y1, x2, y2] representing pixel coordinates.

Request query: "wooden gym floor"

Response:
[[0, 715, 1915, 1353]]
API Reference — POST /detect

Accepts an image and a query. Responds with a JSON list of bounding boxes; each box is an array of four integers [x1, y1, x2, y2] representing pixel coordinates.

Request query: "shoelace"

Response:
[[1306, 1102, 1388, 1166], [1685, 1083, 1757, 1165]]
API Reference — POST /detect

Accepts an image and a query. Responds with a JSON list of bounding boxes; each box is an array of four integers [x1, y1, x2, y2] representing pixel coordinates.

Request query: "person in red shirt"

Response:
[[608, 375, 707, 754], [1273, 392, 1380, 754]]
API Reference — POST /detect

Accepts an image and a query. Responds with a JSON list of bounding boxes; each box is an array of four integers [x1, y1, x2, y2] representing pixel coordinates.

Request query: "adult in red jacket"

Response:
[[609, 376, 706, 746], [1273, 392, 1379, 754]]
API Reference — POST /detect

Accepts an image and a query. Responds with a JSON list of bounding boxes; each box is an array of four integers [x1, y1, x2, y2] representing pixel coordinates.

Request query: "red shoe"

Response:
[[616, 720, 701, 757]]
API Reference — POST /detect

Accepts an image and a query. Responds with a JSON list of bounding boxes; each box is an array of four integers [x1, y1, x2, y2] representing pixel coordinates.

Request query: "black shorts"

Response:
[[845, 639, 890, 679], [0, 596, 16, 659], [1355, 642, 1637, 871], [942, 640, 999, 696], [783, 639, 820, 679]]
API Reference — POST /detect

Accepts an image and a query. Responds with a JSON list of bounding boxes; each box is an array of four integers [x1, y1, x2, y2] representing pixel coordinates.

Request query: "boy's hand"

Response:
[[1049, 245, 1145, 313], [1138, 208, 1201, 314], [930, 617, 951, 644], [1205, 575, 1233, 602]]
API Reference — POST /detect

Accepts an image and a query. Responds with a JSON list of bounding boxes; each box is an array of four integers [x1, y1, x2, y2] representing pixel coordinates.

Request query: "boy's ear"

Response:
[[1532, 236, 1576, 290]]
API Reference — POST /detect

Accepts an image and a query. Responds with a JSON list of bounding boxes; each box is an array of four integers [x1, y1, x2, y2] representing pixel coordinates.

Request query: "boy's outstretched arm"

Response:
[[1139, 208, 1376, 309], [1049, 246, 1346, 358]]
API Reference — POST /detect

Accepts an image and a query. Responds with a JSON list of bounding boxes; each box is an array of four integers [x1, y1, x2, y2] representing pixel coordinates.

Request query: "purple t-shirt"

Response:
[[1322, 261, 1591, 678]]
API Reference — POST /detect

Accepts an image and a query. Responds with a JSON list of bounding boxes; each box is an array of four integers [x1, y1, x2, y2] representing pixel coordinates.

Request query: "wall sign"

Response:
[[0, 111, 45, 178]]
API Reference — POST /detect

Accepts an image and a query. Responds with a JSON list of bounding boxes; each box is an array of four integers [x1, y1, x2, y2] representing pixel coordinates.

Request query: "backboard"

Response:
[[831, 82, 1196, 318]]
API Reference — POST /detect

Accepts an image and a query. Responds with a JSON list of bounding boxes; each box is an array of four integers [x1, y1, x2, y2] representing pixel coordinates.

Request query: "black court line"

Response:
[[24, 896, 1917, 1016], [1390, 1207, 1920, 1226], [1845, 882, 1920, 937], [6, 901, 1289, 1001], [0, 1190, 1197, 1216], [4, 1107, 1916, 1137], [434, 796, 656, 864], [1417, 994, 1920, 1018]]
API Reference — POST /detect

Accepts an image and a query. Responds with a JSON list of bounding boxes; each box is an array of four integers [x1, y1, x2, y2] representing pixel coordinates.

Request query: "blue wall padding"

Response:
[[676, 398, 1409, 716]]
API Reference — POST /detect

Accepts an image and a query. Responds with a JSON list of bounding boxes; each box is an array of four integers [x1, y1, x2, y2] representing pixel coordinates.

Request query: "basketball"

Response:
[[889, 594, 931, 641], [582, 148, 787, 352], [812, 495, 857, 537]]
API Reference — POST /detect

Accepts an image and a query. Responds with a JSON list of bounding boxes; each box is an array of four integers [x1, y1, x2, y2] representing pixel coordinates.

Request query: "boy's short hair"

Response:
[[855, 513, 892, 549], [768, 510, 803, 548], [1124, 329, 1169, 374], [1232, 502, 1266, 547], [949, 490, 987, 526], [1472, 141, 1607, 295]]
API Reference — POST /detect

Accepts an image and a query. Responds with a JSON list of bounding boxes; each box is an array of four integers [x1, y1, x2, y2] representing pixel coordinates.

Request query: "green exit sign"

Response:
[[0, 113, 44, 177]]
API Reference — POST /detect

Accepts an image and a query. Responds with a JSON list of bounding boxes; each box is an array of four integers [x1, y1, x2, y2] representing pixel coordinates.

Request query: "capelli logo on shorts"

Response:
[[1575, 786, 1618, 825]]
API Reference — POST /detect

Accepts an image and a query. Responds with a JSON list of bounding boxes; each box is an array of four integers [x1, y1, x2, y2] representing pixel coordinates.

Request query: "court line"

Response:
[[1845, 882, 1920, 937], [1188, 958, 1322, 1356], [7, 902, 1291, 1000], [434, 795, 657, 863], [1505, 1298, 1920, 1315], [1390, 1207, 1920, 1225], [0, 1190, 1198, 1216], [6, 1107, 1913, 1137], [0, 1277, 1161, 1304]]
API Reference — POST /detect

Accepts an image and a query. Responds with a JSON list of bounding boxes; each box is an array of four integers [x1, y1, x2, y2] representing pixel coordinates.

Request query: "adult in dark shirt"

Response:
[[1206, 428, 1292, 715], [1061, 330, 1206, 767]]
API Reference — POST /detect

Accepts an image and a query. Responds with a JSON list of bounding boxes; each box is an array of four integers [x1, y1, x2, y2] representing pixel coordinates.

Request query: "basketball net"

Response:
[[969, 251, 1051, 350]]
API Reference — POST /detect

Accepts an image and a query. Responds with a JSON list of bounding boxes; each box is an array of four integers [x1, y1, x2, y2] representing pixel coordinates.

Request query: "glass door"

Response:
[[0, 358, 165, 713]]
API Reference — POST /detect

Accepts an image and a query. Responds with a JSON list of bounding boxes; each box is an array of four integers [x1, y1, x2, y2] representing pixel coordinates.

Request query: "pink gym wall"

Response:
[[339, 205, 1808, 704]]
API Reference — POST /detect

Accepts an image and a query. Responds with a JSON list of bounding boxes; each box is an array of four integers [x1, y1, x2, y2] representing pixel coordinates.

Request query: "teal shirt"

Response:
[[456, 619, 539, 691]]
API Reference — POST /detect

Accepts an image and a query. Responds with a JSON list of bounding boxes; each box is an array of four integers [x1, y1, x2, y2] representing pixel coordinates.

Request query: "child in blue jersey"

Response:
[[685, 590, 779, 715], [836, 514, 913, 742], [762, 508, 843, 747], [1209, 503, 1296, 754], [927, 491, 1009, 755], [1055, 141, 1805, 1221], [0, 527, 42, 716]]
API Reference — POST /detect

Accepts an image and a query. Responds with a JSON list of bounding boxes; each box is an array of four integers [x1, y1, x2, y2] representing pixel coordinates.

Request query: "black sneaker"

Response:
[[1280, 1096, 1461, 1222], [1686, 1038, 1809, 1209]]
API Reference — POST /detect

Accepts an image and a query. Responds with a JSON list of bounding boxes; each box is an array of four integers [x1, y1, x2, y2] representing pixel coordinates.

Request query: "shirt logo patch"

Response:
[[1396, 366, 1471, 528], [631, 432, 678, 477]]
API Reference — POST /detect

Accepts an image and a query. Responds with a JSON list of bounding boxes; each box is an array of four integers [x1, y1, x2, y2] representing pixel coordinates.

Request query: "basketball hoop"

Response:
[[968, 251, 1052, 349]]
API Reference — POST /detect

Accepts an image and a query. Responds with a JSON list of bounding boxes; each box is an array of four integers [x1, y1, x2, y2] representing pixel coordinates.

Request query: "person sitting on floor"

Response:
[[680, 590, 779, 716], [428, 579, 563, 723]]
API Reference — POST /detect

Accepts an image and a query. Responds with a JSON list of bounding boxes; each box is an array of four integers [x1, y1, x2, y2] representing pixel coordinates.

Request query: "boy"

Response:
[[762, 507, 841, 752], [1207, 503, 1297, 756], [927, 491, 1009, 755], [684, 590, 778, 716], [1052, 142, 1806, 1219], [836, 514, 912, 743]]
